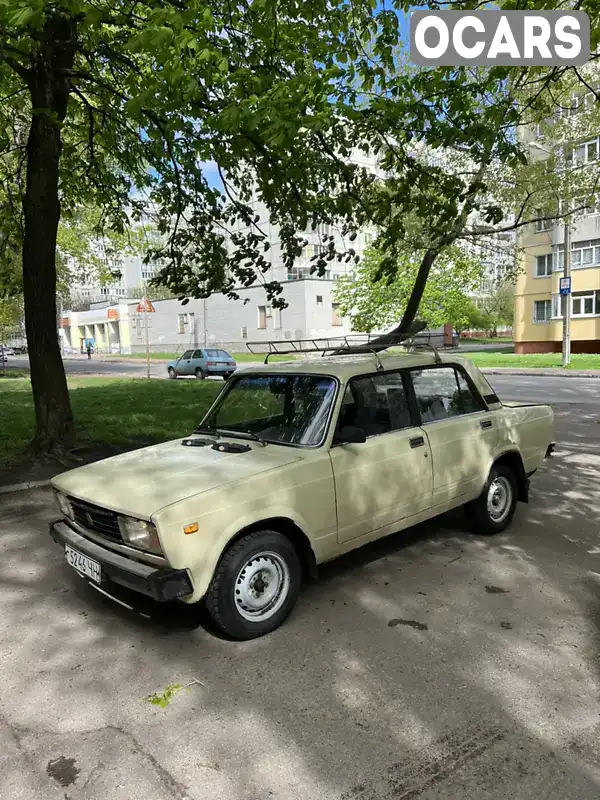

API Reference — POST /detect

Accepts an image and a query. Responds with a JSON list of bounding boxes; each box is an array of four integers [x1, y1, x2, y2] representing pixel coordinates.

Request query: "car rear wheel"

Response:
[[195, 367, 206, 380], [465, 464, 518, 535], [205, 530, 302, 640], [168, 367, 177, 379]]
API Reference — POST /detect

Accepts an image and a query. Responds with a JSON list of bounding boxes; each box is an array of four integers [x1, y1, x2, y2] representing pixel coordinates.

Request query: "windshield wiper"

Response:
[[214, 428, 268, 446]]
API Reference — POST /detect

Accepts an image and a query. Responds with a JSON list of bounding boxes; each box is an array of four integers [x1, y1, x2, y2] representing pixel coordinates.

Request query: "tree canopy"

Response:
[[334, 244, 487, 334], [1, 0, 599, 454]]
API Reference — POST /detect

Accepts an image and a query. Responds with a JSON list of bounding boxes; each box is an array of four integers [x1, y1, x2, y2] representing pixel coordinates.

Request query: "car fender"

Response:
[[155, 501, 317, 604]]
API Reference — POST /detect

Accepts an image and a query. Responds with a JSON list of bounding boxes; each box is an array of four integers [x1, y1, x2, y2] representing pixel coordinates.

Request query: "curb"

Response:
[[0, 479, 51, 495], [481, 368, 600, 379]]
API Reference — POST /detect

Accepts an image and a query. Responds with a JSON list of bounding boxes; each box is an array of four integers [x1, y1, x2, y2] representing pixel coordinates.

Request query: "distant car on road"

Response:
[[0, 345, 14, 357], [167, 348, 237, 380]]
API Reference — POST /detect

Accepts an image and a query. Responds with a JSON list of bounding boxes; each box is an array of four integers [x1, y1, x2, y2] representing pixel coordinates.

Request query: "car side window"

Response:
[[181, 350, 193, 359], [192, 350, 204, 359], [455, 370, 487, 414], [338, 372, 413, 438], [410, 366, 484, 422]]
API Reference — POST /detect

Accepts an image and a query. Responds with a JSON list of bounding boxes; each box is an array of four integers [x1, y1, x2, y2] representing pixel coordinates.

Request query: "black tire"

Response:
[[465, 463, 518, 536], [168, 367, 177, 379], [195, 367, 206, 380], [223, 372, 233, 380], [205, 530, 302, 640]]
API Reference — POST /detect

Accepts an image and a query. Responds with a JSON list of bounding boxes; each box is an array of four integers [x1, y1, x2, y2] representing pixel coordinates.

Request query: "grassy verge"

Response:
[[0, 377, 222, 468], [463, 352, 600, 369]]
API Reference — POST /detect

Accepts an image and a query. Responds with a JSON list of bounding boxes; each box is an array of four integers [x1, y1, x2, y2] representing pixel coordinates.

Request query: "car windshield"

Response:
[[200, 374, 337, 447]]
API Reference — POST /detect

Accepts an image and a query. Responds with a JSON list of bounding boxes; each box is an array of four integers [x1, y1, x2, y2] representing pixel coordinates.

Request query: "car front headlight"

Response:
[[118, 516, 162, 554], [54, 491, 73, 519]]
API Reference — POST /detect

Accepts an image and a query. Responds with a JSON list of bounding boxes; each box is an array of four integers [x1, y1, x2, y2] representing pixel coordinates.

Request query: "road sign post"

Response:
[[136, 297, 156, 378]]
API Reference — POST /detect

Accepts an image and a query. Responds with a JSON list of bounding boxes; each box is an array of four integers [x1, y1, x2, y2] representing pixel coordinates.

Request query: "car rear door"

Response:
[[329, 370, 433, 544], [408, 365, 499, 508], [191, 349, 206, 373]]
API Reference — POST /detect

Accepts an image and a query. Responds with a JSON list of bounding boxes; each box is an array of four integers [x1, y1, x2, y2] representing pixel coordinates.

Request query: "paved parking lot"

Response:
[[1, 396, 600, 799]]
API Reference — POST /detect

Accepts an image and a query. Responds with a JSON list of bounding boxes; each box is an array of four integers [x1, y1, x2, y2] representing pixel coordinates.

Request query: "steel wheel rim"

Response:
[[487, 476, 512, 523], [234, 551, 290, 622]]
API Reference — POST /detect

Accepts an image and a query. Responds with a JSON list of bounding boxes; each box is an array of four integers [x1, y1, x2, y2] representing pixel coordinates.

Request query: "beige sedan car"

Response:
[[49, 351, 554, 639]]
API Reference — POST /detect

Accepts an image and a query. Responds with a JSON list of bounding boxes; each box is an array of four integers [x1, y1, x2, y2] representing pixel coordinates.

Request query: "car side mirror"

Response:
[[337, 425, 366, 444]]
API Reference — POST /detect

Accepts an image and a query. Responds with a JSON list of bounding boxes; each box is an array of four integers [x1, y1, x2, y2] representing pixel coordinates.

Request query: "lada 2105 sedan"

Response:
[[49, 351, 555, 640]]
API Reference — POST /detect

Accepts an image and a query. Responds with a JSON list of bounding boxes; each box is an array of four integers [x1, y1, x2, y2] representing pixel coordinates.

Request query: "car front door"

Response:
[[408, 365, 499, 508], [329, 371, 433, 544], [176, 350, 195, 375]]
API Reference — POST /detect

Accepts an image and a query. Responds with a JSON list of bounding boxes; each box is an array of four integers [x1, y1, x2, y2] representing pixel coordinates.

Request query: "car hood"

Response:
[[52, 437, 301, 518]]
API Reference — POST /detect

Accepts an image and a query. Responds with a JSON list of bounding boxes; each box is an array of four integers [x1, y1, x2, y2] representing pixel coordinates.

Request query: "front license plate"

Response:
[[65, 545, 101, 583]]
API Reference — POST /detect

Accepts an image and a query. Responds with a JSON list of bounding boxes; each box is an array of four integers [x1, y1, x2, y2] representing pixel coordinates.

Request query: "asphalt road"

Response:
[[6, 354, 600, 405], [1, 384, 600, 799]]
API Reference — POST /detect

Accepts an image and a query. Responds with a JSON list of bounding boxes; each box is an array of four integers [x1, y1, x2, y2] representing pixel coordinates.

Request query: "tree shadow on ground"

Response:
[[1, 402, 599, 799]]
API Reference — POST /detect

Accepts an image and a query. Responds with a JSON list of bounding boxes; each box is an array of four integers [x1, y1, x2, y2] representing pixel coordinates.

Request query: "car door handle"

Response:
[[480, 420, 493, 429], [410, 436, 425, 448]]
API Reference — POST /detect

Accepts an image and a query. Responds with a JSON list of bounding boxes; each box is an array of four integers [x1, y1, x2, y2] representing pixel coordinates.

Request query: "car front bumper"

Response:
[[49, 519, 194, 602]]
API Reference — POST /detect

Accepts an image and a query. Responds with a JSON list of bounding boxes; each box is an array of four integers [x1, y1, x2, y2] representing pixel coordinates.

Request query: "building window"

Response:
[[557, 239, 600, 270], [535, 254, 553, 277], [566, 137, 600, 166], [572, 290, 600, 317], [302, 244, 326, 259], [316, 295, 323, 306], [553, 291, 600, 318], [258, 306, 267, 329], [332, 303, 342, 326], [535, 214, 552, 232], [533, 300, 552, 323], [177, 314, 186, 334], [241, 326, 248, 340], [273, 307, 282, 330], [552, 294, 565, 318]]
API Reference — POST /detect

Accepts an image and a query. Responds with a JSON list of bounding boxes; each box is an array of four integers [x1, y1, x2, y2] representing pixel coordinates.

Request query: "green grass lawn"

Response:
[[0, 376, 222, 467], [464, 352, 600, 369]]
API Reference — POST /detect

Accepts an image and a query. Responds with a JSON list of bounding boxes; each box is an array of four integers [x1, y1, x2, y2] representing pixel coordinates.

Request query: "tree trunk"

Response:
[[22, 15, 77, 454]]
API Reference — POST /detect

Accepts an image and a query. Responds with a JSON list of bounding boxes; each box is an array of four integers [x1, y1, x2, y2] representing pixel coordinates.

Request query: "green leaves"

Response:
[[334, 245, 487, 333]]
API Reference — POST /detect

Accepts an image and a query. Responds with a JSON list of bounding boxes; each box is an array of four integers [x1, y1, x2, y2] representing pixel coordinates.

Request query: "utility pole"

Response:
[[562, 219, 571, 368]]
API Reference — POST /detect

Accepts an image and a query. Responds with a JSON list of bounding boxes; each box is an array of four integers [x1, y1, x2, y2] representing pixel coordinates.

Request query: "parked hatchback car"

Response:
[[0, 345, 14, 358], [167, 348, 236, 380], [49, 350, 554, 640]]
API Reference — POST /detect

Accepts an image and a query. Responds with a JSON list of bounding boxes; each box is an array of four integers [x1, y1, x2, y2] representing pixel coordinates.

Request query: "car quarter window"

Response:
[[338, 372, 413, 438], [410, 366, 486, 422], [181, 350, 193, 359], [192, 349, 204, 359]]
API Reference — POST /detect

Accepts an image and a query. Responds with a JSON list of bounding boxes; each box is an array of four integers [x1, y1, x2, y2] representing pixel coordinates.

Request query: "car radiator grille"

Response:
[[69, 497, 122, 542]]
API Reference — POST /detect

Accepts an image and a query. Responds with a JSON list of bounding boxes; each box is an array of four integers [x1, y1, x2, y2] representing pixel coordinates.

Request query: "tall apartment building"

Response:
[[514, 85, 600, 354]]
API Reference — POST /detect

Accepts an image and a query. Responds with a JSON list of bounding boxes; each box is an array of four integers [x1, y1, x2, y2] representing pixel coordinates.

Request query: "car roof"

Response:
[[235, 351, 478, 382]]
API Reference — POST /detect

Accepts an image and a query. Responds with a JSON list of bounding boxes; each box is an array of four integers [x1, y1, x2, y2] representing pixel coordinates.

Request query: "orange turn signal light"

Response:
[[183, 522, 199, 535]]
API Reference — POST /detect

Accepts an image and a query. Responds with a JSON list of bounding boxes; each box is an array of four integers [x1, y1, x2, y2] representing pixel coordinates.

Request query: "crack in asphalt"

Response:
[[0, 716, 191, 800]]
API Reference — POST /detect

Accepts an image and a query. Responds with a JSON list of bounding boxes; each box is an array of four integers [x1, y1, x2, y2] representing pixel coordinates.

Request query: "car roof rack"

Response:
[[246, 329, 441, 366]]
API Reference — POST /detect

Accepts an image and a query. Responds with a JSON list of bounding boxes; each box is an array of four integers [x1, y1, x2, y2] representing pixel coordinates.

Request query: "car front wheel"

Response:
[[465, 463, 518, 535], [205, 531, 302, 640], [168, 367, 177, 379]]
